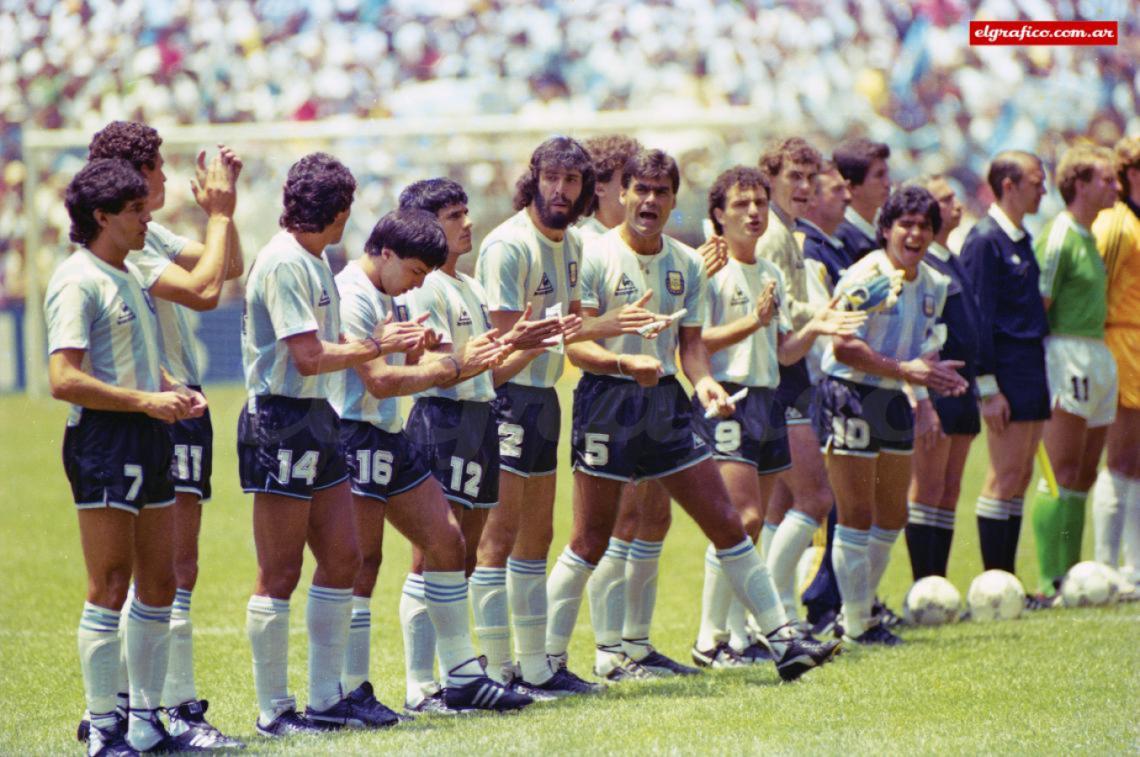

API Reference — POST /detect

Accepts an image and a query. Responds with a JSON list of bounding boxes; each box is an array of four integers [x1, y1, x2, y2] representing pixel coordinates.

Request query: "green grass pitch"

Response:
[[1, 384, 1137, 755]]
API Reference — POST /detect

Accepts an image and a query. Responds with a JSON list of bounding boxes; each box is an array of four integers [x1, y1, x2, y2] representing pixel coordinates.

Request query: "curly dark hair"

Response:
[[621, 149, 681, 193], [364, 208, 448, 268], [512, 136, 596, 225], [708, 166, 770, 235], [758, 137, 822, 180], [833, 137, 890, 187], [88, 121, 163, 171], [398, 178, 468, 215], [279, 152, 357, 233], [876, 184, 942, 245], [66, 159, 149, 246]]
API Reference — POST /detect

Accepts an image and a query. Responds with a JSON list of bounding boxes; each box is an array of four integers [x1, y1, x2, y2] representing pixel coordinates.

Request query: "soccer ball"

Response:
[[795, 546, 822, 594], [966, 570, 1026, 622], [1060, 561, 1116, 607], [903, 576, 961, 626]]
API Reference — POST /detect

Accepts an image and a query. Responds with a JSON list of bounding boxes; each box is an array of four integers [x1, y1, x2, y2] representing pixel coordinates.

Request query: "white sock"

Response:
[[545, 546, 596, 657], [161, 588, 194, 708], [1092, 468, 1127, 566], [715, 539, 787, 635], [247, 595, 291, 725], [621, 539, 662, 660], [342, 595, 371, 694], [1124, 478, 1140, 579], [760, 522, 778, 557], [398, 575, 438, 706], [79, 602, 122, 721], [423, 571, 482, 687], [767, 510, 819, 620], [696, 545, 732, 650], [833, 526, 871, 637], [306, 585, 352, 712], [470, 566, 511, 682], [125, 598, 171, 751], [867, 526, 901, 597], [586, 538, 629, 668], [507, 558, 552, 684]]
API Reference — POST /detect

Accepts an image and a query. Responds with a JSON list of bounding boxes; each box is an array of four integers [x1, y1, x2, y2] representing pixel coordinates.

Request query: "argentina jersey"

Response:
[[127, 222, 203, 385], [705, 257, 791, 389], [579, 227, 706, 378], [44, 249, 164, 426], [476, 210, 581, 387], [400, 270, 496, 402], [330, 261, 404, 432], [822, 250, 949, 390], [242, 230, 341, 399]]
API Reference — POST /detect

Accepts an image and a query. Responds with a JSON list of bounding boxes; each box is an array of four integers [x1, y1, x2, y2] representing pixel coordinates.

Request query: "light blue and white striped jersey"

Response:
[[242, 230, 342, 399], [704, 256, 791, 388], [475, 210, 581, 388], [399, 269, 495, 402], [330, 261, 405, 432], [579, 227, 706, 378], [44, 248, 164, 426], [127, 222, 202, 386], [821, 250, 950, 390]]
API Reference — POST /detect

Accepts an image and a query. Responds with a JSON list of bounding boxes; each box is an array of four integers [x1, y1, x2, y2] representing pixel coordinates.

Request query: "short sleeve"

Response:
[[477, 241, 527, 312], [45, 278, 93, 353], [263, 260, 319, 340]]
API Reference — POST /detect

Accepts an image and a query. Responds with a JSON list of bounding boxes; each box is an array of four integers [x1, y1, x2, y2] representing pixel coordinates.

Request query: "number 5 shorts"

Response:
[[238, 395, 348, 499], [690, 383, 792, 475], [404, 396, 500, 509], [63, 409, 175, 512], [1045, 334, 1119, 428], [571, 373, 711, 483], [817, 376, 914, 458]]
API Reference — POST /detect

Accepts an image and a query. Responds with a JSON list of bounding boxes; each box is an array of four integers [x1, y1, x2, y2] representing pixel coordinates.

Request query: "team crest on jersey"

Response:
[[922, 293, 936, 317], [115, 300, 137, 325], [666, 270, 684, 296], [568, 261, 578, 287], [615, 273, 639, 297], [318, 288, 331, 307], [534, 272, 554, 296], [730, 286, 749, 307], [457, 308, 472, 326]]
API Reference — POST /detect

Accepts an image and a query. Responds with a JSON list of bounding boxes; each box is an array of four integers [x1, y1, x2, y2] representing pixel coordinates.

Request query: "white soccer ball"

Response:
[[1060, 561, 1116, 607], [795, 546, 822, 594], [967, 570, 1026, 622], [903, 576, 962, 626]]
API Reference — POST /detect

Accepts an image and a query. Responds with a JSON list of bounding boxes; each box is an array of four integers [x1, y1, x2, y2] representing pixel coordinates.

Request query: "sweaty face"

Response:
[[885, 212, 934, 276], [533, 166, 583, 230], [436, 202, 473, 255], [851, 158, 891, 210], [100, 197, 151, 252], [621, 175, 676, 239], [717, 184, 769, 248], [811, 169, 851, 229], [771, 161, 815, 220], [380, 249, 433, 296], [141, 152, 167, 212], [927, 178, 962, 235]]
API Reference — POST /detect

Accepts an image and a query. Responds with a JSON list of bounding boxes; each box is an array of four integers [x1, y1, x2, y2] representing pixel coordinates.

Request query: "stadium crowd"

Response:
[[3, 0, 1138, 301]]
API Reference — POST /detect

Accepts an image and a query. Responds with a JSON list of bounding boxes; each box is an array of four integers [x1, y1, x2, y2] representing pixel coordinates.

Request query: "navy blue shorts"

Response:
[[238, 395, 347, 500], [776, 360, 815, 426], [63, 410, 174, 513], [994, 337, 1051, 423], [405, 397, 499, 509], [818, 377, 914, 457], [170, 386, 212, 501], [571, 374, 710, 482], [691, 384, 792, 474], [493, 383, 560, 477], [340, 421, 433, 502], [932, 392, 981, 436]]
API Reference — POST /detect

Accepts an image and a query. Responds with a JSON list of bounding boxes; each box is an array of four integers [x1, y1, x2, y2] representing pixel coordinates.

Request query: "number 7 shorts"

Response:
[[238, 395, 348, 499], [1044, 335, 1118, 428], [571, 373, 711, 483], [817, 376, 914, 457], [63, 409, 175, 513]]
